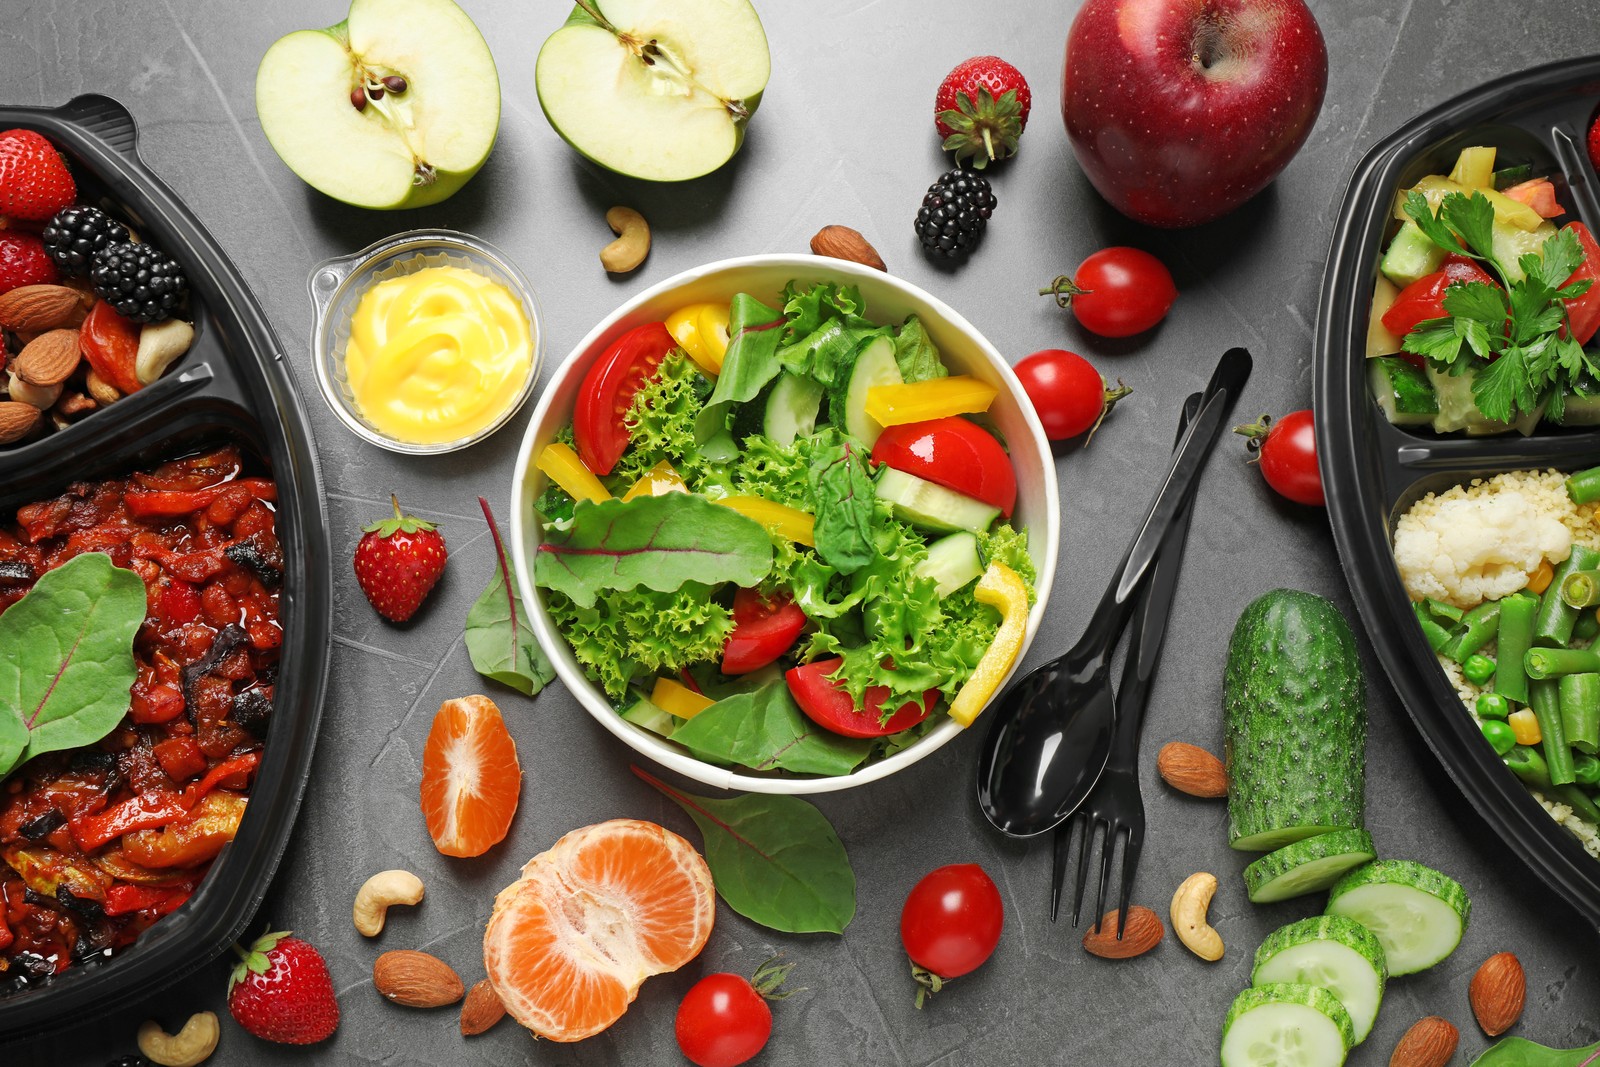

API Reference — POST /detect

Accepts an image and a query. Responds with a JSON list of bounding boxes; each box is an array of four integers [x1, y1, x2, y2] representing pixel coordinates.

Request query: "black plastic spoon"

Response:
[[975, 347, 1252, 838]]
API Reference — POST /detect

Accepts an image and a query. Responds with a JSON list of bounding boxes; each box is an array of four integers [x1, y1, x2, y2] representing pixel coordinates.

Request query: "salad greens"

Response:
[[669, 680, 873, 776], [806, 431, 877, 574], [1470, 1037, 1600, 1066], [465, 498, 555, 696]]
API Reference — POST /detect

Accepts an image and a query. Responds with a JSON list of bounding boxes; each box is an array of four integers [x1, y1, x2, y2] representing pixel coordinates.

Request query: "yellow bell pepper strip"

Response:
[[665, 302, 731, 376], [623, 460, 688, 501], [712, 495, 816, 547], [537, 441, 610, 505], [949, 561, 1030, 728], [650, 677, 714, 720], [864, 376, 1000, 428], [1447, 145, 1496, 189]]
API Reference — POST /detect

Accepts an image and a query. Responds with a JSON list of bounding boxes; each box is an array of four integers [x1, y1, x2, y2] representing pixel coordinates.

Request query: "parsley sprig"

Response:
[[1400, 189, 1595, 423]]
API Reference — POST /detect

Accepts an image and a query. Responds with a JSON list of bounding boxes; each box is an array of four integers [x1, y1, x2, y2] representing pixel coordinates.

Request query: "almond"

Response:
[[1389, 1016, 1459, 1067], [0, 285, 89, 332], [1081, 905, 1164, 959], [372, 949, 465, 1008], [1156, 742, 1228, 798], [459, 978, 505, 1036], [13, 329, 82, 387], [810, 225, 887, 272], [0, 401, 41, 445], [1470, 951, 1525, 1036]]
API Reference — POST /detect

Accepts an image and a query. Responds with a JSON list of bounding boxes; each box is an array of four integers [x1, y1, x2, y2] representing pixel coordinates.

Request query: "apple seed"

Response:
[[383, 76, 408, 94], [369, 85, 385, 101], [350, 89, 367, 112]]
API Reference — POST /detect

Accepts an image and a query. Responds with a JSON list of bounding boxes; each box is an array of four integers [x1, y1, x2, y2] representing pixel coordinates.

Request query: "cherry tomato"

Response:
[[785, 658, 939, 739], [573, 321, 678, 475], [1011, 349, 1130, 441], [1562, 222, 1600, 346], [1044, 247, 1176, 338], [1238, 410, 1324, 507], [80, 299, 143, 395], [721, 588, 806, 675], [870, 417, 1016, 517], [675, 973, 773, 1067], [1380, 254, 1498, 337], [901, 864, 1003, 992]]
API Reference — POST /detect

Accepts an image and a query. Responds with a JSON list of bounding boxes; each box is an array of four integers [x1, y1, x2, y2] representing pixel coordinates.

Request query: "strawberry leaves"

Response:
[[466, 498, 554, 696], [939, 87, 1025, 168]]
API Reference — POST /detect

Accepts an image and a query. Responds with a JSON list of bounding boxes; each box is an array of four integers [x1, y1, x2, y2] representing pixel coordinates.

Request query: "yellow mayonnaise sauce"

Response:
[[345, 266, 532, 444]]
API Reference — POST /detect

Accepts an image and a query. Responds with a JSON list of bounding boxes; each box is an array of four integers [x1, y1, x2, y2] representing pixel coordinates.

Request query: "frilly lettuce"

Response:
[[612, 354, 716, 488], [545, 583, 733, 702]]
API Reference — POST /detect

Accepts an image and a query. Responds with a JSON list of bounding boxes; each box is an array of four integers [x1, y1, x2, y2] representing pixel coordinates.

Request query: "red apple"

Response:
[[1061, 0, 1328, 228]]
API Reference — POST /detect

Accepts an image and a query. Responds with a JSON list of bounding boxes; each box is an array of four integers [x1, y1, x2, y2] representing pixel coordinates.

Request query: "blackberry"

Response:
[[105, 1057, 150, 1067], [90, 242, 187, 322], [915, 168, 996, 260], [41, 205, 125, 274]]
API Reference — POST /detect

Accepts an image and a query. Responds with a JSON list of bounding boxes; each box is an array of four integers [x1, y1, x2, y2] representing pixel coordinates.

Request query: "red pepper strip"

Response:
[[0, 884, 12, 952], [103, 882, 194, 917], [71, 791, 191, 852], [181, 752, 261, 808], [124, 479, 277, 519]]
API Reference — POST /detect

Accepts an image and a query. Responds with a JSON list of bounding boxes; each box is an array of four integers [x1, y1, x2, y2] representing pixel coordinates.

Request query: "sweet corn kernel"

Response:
[[1508, 708, 1542, 746], [1527, 559, 1555, 595]]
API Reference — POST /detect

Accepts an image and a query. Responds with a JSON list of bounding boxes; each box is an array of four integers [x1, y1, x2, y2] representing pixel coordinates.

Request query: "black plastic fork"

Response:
[[1051, 391, 1203, 933]]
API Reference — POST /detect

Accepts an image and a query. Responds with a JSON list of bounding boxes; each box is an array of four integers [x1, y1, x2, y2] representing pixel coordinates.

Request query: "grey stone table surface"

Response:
[[6, 0, 1600, 1063]]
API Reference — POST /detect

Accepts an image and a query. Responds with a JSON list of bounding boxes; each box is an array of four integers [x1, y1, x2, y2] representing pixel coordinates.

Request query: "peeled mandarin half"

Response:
[[483, 819, 715, 1042], [420, 694, 521, 858]]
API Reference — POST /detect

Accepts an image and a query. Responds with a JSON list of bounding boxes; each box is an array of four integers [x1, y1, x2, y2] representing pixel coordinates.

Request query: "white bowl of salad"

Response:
[[509, 255, 1059, 794]]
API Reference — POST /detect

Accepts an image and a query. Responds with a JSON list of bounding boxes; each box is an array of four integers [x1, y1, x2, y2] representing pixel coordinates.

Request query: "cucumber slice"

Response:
[[1244, 830, 1377, 904], [1380, 221, 1446, 287], [1557, 390, 1600, 427], [1368, 358, 1438, 426], [1492, 163, 1533, 190], [763, 372, 824, 447], [840, 335, 902, 447], [1251, 916, 1387, 1045], [1220, 984, 1353, 1067], [875, 466, 999, 534], [699, 429, 740, 464], [916, 532, 983, 597], [1324, 860, 1470, 976], [620, 697, 676, 737]]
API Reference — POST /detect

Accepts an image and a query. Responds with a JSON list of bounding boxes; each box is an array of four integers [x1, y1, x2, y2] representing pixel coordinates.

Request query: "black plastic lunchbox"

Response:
[[1316, 57, 1600, 928], [0, 95, 332, 1040]]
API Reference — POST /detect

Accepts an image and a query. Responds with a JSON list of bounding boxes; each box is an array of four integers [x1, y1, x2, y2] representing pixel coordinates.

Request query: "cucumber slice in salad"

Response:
[[1324, 860, 1469, 976], [1368, 358, 1437, 427], [875, 467, 998, 534], [916, 532, 983, 597], [1220, 984, 1354, 1067], [839, 334, 902, 447], [763, 372, 825, 447], [620, 697, 676, 737], [1251, 916, 1387, 1045], [1244, 830, 1377, 904]]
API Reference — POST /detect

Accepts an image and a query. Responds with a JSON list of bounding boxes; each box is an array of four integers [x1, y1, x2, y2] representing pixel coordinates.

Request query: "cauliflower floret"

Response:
[[1394, 489, 1570, 607]]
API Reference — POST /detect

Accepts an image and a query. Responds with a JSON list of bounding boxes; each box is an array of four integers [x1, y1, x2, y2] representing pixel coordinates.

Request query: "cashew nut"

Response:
[[86, 369, 122, 406], [6, 370, 62, 410], [600, 206, 650, 274], [137, 1011, 219, 1067], [136, 318, 195, 386], [1170, 872, 1224, 962], [353, 868, 426, 937]]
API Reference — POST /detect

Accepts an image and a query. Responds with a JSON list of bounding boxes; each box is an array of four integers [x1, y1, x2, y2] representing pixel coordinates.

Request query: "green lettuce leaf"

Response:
[[1469, 1037, 1600, 1066], [978, 523, 1038, 603], [705, 294, 786, 413], [807, 432, 876, 575], [669, 681, 873, 776], [465, 498, 555, 696], [546, 584, 733, 701], [892, 315, 948, 383], [612, 353, 715, 488]]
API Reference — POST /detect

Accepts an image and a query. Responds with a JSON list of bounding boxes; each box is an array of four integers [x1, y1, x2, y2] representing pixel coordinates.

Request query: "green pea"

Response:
[[1463, 654, 1497, 686], [1481, 719, 1517, 756], [1475, 692, 1512, 720], [1574, 753, 1600, 787]]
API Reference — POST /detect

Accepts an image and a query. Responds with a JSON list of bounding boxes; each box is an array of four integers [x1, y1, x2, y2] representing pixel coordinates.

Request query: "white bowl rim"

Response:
[[509, 253, 1060, 794]]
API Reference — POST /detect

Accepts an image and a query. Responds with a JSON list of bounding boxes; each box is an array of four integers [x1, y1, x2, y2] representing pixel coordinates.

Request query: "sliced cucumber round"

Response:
[[875, 466, 998, 534], [1221, 983, 1353, 1067], [1324, 860, 1469, 976], [1243, 830, 1377, 904], [840, 334, 901, 447], [1251, 916, 1387, 1045]]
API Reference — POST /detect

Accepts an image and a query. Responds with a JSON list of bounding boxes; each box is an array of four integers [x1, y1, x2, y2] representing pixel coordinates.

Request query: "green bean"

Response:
[[1534, 545, 1600, 646], [1412, 602, 1453, 654], [1576, 610, 1600, 644], [1444, 600, 1501, 662], [1574, 752, 1600, 786], [1426, 598, 1464, 625], [1495, 592, 1539, 703], [1530, 679, 1576, 786], [1559, 673, 1600, 755], [1561, 570, 1600, 608], [1555, 784, 1600, 825], [1523, 647, 1600, 680], [1504, 744, 1553, 790], [1565, 465, 1600, 505]]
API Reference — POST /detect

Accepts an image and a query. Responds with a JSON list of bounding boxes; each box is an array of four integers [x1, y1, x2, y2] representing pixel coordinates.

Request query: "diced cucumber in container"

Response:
[[1251, 916, 1387, 1045], [839, 334, 901, 447], [1368, 357, 1438, 426], [1380, 221, 1445, 287], [916, 532, 984, 597], [1324, 860, 1469, 976], [875, 466, 998, 534], [1243, 830, 1377, 904], [1225, 590, 1367, 852], [1220, 984, 1354, 1067]]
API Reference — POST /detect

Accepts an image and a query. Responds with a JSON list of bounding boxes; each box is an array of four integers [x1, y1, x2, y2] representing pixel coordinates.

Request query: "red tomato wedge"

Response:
[[573, 322, 678, 475], [721, 588, 806, 675], [785, 658, 939, 739], [1502, 178, 1562, 218], [1563, 222, 1600, 346], [870, 417, 1016, 518], [1380, 255, 1499, 337]]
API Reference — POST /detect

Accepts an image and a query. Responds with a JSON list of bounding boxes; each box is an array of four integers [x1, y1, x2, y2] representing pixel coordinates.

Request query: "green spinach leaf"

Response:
[[633, 765, 856, 933], [466, 498, 555, 696], [0, 552, 145, 779], [893, 315, 948, 383], [534, 493, 772, 607], [1471, 1037, 1600, 1066], [669, 682, 872, 776], [706, 293, 787, 410], [807, 433, 877, 575]]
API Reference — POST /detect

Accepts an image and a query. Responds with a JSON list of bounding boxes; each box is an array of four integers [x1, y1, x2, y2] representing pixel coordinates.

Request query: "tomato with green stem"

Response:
[[573, 321, 678, 475], [1040, 247, 1176, 337], [1012, 349, 1130, 442], [721, 588, 806, 675], [900, 863, 1003, 1007], [1235, 410, 1324, 507], [675, 958, 793, 1067]]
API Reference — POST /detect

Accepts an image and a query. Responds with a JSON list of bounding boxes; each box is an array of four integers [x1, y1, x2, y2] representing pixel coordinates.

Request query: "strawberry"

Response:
[[0, 231, 58, 295], [935, 56, 1031, 169], [0, 130, 76, 221], [227, 928, 340, 1045], [353, 495, 446, 622]]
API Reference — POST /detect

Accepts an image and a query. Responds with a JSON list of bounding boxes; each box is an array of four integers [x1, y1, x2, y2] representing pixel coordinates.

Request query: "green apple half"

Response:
[[255, 0, 501, 209], [536, 0, 770, 182]]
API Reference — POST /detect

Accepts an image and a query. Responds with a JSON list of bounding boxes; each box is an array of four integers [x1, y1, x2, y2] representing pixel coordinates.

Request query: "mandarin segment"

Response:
[[420, 695, 520, 858]]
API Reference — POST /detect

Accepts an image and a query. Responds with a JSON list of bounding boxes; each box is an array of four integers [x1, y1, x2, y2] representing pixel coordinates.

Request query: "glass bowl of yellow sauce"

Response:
[[308, 229, 542, 453]]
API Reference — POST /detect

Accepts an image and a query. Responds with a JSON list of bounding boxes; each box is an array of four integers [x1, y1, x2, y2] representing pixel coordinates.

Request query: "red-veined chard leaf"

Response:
[[465, 497, 554, 696], [1471, 1038, 1600, 1066], [633, 765, 855, 934], [0, 552, 145, 779]]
